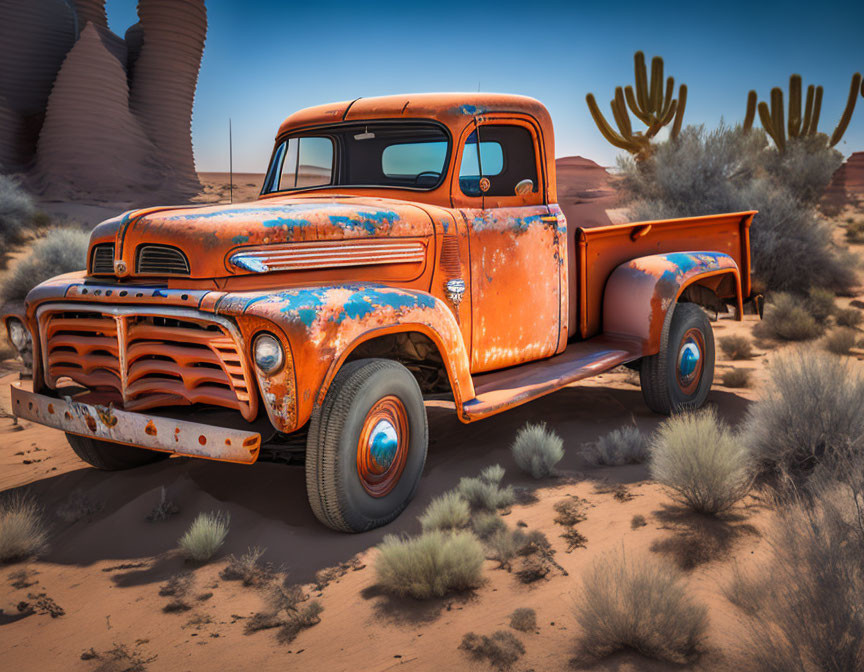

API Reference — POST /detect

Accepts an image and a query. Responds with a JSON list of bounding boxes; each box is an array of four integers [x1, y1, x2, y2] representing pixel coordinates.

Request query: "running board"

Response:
[[460, 335, 641, 422]]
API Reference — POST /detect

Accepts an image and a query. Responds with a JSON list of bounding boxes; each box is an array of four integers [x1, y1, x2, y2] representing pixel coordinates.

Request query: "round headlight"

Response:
[[253, 333, 284, 374], [7, 319, 30, 351]]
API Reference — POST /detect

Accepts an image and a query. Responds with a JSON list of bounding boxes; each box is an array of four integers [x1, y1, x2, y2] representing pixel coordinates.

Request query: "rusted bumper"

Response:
[[10, 384, 261, 464]]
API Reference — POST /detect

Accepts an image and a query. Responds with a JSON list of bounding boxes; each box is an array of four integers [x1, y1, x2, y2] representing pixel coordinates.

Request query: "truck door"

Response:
[[453, 118, 562, 373]]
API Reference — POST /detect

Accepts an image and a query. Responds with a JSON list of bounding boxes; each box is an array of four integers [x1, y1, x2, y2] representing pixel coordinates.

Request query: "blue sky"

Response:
[[106, 0, 864, 173]]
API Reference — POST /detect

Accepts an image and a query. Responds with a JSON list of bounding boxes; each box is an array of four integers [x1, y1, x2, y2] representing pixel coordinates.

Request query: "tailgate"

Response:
[[574, 211, 755, 339]]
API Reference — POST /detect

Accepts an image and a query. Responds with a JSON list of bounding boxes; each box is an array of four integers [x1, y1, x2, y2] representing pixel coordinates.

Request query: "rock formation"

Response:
[[0, 0, 207, 202]]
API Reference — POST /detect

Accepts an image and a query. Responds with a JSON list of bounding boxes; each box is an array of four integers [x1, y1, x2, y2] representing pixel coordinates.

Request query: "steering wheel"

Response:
[[414, 171, 441, 185]]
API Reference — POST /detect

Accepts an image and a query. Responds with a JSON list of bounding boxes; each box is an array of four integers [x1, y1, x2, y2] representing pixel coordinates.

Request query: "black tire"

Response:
[[306, 358, 428, 533], [66, 433, 169, 470], [639, 302, 715, 414]]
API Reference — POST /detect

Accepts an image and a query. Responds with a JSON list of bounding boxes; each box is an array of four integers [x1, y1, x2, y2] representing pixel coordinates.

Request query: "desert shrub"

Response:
[[418, 492, 470, 532], [159, 572, 193, 612], [89, 643, 156, 671], [457, 466, 515, 512], [618, 125, 856, 294], [375, 530, 484, 599], [721, 368, 752, 388], [631, 514, 647, 529], [582, 425, 648, 466], [846, 219, 864, 244], [754, 292, 822, 341], [509, 607, 537, 633], [460, 630, 525, 671], [178, 511, 229, 562], [553, 497, 587, 527], [0, 175, 35, 248], [146, 486, 179, 522], [823, 327, 857, 355], [805, 287, 836, 324], [510, 422, 564, 478], [0, 494, 48, 563], [2, 228, 89, 302], [487, 527, 527, 570], [221, 546, 274, 587], [745, 350, 864, 494], [835, 307, 862, 328], [719, 334, 753, 360], [471, 511, 506, 540], [650, 408, 752, 515], [246, 578, 323, 643], [760, 135, 843, 205], [575, 550, 708, 664]]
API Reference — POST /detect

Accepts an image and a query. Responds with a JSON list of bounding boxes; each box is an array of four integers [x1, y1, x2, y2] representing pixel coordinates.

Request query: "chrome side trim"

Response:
[[229, 240, 426, 273]]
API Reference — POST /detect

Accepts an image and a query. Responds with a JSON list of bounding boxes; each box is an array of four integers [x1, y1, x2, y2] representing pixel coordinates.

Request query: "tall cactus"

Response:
[[586, 51, 687, 160], [744, 73, 861, 151]]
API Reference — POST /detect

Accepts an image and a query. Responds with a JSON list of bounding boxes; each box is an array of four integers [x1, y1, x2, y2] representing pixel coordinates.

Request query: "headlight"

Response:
[[7, 318, 30, 351], [253, 333, 284, 374]]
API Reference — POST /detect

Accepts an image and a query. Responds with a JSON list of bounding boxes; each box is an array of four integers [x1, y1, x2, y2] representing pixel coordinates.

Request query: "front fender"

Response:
[[602, 251, 742, 354], [216, 284, 473, 432]]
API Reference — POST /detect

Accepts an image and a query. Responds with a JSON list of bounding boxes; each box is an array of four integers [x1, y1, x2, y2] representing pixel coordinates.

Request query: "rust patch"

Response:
[[47, 404, 54, 414], [84, 414, 97, 432], [96, 405, 118, 428], [144, 420, 158, 436], [64, 411, 72, 420], [198, 435, 207, 445]]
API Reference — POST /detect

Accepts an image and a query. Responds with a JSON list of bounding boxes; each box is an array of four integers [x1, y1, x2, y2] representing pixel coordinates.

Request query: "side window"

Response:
[[458, 125, 538, 198], [279, 137, 333, 189]]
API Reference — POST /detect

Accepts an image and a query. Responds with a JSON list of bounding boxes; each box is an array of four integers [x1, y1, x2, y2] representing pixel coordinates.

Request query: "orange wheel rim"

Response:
[[357, 395, 409, 497], [676, 327, 705, 396]]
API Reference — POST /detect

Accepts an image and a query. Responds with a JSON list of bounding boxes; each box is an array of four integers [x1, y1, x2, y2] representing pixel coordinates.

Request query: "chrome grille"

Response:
[[136, 245, 190, 275], [90, 244, 115, 275]]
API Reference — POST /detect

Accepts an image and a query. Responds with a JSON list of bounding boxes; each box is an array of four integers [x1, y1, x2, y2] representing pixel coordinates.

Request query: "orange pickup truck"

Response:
[[7, 94, 755, 532]]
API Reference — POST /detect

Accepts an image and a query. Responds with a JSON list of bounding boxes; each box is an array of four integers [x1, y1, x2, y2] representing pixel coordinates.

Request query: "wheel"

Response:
[[306, 358, 428, 533], [639, 302, 715, 414], [66, 433, 169, 470]]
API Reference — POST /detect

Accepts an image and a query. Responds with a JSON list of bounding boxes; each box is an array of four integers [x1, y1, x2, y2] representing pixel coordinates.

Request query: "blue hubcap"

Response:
[[678, 339, 701, 384], [368, 419, 398, 473]]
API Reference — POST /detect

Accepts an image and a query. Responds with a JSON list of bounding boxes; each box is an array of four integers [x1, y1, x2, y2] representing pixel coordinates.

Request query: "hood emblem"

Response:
[[114, 260, 128, 275], [445, 279, 466, 306]]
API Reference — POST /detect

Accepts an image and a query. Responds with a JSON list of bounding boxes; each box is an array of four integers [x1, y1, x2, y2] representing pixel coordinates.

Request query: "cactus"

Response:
[[585, 51, 686, 159], [747, 72, 861, 151]]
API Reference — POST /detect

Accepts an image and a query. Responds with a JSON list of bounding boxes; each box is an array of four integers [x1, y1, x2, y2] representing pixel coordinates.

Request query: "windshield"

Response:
[[262, 122, 450, 193]]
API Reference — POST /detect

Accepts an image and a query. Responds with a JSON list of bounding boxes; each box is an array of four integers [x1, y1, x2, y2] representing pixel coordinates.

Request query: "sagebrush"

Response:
[[2, 228, 89, 302], [582, 425, 648, 466], [510, 422, 564, 478], [722, 368, 752, 388], [419, 491, 470, 532], [754, 292, 822, 341], [0, 494, 48, 563], [457, 465, 515, 512], [823, 327, 857, 355], [178, 511, 230, 562], [719, 334, 753, 360], [460, 630, 525, 671]]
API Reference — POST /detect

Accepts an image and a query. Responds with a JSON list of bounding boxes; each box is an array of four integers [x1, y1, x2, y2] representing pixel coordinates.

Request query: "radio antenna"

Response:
[[228, 118, 234, 203]]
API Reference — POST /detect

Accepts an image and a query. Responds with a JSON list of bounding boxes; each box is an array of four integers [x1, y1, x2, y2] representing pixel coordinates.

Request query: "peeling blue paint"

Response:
[[262, 216, 312, 232], [328, 210, 399, 235], [231, 234, 250, 245]]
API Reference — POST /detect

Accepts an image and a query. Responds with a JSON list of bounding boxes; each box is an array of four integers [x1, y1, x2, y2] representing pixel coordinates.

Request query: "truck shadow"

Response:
[[16, 385, 751, 585]]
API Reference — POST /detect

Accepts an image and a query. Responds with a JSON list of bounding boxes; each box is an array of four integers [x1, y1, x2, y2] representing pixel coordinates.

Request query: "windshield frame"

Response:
[[260, 118, 454, 196]]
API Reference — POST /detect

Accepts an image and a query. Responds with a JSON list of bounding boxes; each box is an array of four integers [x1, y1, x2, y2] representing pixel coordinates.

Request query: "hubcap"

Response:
[[357, 396, 409, 497], [676, 328, 705, 396]]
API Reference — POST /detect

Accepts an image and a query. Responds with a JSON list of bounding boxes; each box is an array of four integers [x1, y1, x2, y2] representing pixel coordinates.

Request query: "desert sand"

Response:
[[1, 166, 863, 672]]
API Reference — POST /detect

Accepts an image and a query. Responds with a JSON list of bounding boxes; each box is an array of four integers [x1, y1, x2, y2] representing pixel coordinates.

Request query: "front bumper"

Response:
[[11, 383, 261, 464]]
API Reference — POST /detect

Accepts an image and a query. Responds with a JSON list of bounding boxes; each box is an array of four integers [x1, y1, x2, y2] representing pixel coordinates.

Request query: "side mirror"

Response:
[[515, 179, 534, 196]]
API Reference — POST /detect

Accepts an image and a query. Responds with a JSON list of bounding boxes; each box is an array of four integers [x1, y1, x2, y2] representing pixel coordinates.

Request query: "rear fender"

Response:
[[217, 284, 473, 432], [602, 251, 742, 354]]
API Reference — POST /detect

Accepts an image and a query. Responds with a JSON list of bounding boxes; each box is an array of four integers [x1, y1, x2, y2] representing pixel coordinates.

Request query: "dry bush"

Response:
[[178, 511, 229, 562], [0, 175, 36, 253], [457, 466, 515, 512], [471, 511, 506, 540], [806, 287, 836, 324], [719, 334, 753, 360], [460, 630, 525, 671], [509, 607, 537, 633], [374, 530, 484, 599], [146, 486, 179, 522], [553, 497, 587, 527], [1, 228, 89, 302], [728, 469, 864, 672], [745, 350, 864, 494], [89, 642, 156, 672], [0, 494, 48, 563], [246, 578, 323, 643], [221, 546, 274, 587], [846, 219, 864, 244], [582, 425, 648, 466], [575, 550, 708, 664], [650, 408, 752, 515], [511, 422, 564, 478], [418, 492, 470, 532], [754, 292, 823, 341], [835, 307, 862, 328], [721, 368, 752, 388], [56, 489, 102, 523], [631, 514, 648, 529], [823, 327, 857, 355], [159, 572, 193, 613]]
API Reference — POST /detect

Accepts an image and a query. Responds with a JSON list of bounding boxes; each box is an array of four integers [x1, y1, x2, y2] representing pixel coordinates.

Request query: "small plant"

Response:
[[509, 607, 537, 633], [159, 572, 193, 613], [582, 425, 648, 466], [487, 527, 527, 570], [650, 408, 752, 515], [510, 422, 564, 478], [419, 492, 470, 532], [553, 497, 587, 527], [56, 489, 102, 523], [460, 630, 526, 671], [631, 514, 648, 529], [178, 511, 229, 562], [374, 530, 484, 599], [146, 486, 179, 522], [835, 307, 862, 328], [846, 219, 864, 244], [0, 494, 48, 563], [1, 228, 89, 303], [722, 367, 752, 388], [457, 466, 515, 512], [221, 546, 274, 587], [471, 511, 506, 540], [246, 578, 323, 643], [823, 327, 857, 355], [755, 292, 823, 341], [719, 334, 753, 360], [0, 175, 36, 252], [806, 287, 837, 324], [87, 642, 156, 672], [575, 550, 708, 664]]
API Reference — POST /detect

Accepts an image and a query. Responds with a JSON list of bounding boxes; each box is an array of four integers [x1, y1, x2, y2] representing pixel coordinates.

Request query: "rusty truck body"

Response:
[[7, 93, 755, 532]]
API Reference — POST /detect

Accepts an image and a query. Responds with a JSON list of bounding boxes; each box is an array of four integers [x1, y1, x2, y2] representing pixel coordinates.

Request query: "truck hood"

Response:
[[89, 196, 435, 279]]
